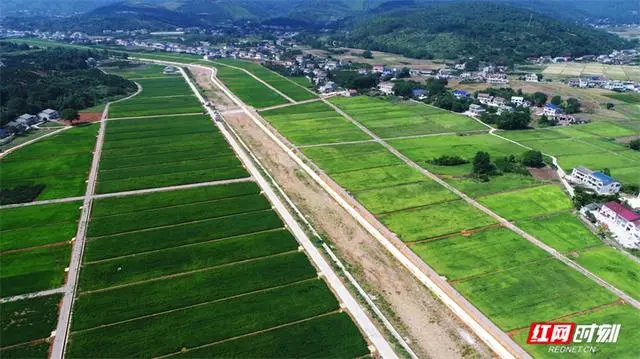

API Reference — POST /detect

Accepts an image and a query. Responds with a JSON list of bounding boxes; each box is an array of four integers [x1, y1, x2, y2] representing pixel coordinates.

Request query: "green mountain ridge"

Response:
[[336, 2, 635, 63]]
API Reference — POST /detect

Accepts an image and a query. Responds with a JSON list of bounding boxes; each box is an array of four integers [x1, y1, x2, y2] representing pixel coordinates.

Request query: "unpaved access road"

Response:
[[222, 109, 492, 359]]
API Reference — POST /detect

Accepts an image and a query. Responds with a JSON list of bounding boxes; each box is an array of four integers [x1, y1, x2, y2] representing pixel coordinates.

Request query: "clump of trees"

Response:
[[428, 155, 468, 166], [330, 70, 378, 90], [0, 45, 136, 126], [471, 150, 545, 181], [480, 110, 531, 130], [628, 139, 640, 151]]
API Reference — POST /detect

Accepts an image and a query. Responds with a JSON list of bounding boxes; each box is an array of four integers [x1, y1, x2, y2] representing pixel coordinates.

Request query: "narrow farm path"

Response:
[[257, 97, 322, 112], [324, 99, 640, 311], [92, 177, 253, 199], [50, 83, 142, 359], [105, 112, 203, 121], [0, 126, 71, 159], [0, 195, 84, 209], [0, 286, 65, 304]]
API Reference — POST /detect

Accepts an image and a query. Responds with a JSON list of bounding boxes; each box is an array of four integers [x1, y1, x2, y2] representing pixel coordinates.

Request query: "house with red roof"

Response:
[[595, 201, 640, 248]]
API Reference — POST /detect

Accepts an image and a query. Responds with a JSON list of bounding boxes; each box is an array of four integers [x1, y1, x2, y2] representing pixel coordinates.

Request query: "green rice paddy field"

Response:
[[67, 182, 369, 358], [263, 97, 640, 357], [214, 59, 317, 101], [97, 114, 249, 193], [499, 121, 640, 186], [0, 202, 80, 356], [329, 96, 487, 138], [0, 125, 98, 202], [102, 64, 175, 79], [261, 101, 371, 145], [214, 66, 289, 108]]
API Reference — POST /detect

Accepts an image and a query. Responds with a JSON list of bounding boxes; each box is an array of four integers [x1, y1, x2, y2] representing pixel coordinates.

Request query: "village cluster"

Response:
[[0, 110, 59, 145]]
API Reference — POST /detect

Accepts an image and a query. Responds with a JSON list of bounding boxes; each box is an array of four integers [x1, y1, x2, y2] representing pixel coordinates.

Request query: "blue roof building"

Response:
[[412, 88, 427, 97], [591, 171, 616, 185], [453, 90, 470, 99]]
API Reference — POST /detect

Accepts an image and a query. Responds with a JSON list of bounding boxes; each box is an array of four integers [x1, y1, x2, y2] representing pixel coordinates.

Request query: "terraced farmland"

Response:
[[260, 96, 640, 357], [0, 125, 98, 202], [213, 59, 317, 101]]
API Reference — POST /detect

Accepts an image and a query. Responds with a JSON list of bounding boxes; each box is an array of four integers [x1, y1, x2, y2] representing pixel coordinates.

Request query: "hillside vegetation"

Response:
[[0, 43, 136, 126], [338, 3, 634, 63]]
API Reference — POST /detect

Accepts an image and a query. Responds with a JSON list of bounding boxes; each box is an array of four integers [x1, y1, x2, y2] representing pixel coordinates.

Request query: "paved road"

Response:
[[51, 84, 142, 359], [176, 65, 399, 359], [180, 61, 519, 358], [0, 287, 65, 304], [326, 99, 640, 311]]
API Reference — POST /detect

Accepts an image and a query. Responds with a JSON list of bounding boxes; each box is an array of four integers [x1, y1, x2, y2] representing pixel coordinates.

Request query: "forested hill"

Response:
[[337, 3, 634, 63], [0, 44, 137, 126]]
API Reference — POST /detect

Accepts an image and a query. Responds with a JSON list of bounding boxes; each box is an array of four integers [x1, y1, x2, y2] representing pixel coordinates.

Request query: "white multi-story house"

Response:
[[570, 167, 621, 195], [486, 73, 509, 84], [525, 73, 539, 82], [37, 109, 59, 122], [378, 82, 395, 95], [477, 93, 492, 105], [510, 96, 524, 106], [469, 104, 485, 116], [594, 202, 640, 248]]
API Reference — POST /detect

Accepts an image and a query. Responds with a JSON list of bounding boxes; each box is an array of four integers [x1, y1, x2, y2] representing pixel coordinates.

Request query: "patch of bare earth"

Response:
[[222, 106, 493, 359], [188, 65, 238, 111], [528, 167, 559, 181]]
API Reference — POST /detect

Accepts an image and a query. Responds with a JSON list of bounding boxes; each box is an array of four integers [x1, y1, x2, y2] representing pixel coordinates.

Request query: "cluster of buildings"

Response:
[[436, 65, 510, 85], [532, 49, 639, 65], [468, 93, 531, 116], [1, 109, 59, 143], [567, 77, 640, 93], [539, 103, 587, 125], [569, 167, 640, 248]]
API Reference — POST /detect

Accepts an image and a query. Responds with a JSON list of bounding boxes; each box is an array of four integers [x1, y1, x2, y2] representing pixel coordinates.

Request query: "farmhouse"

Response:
[[569, 167, 621, 195], [378, 82, 395, 95], [16, 113, 38, 125], [491, 97, 507, 106], [38, 109, 59, 121], [453, 90, 470, 99], [543, 103, 562, 116], [469, 104, 485, 116], [319, 81, 337, 93], [477, 93, 492, 105], [525, 73, 539, 82], [486, 73, 509, 84], [594, 202, 640, 248], [163, 66, 177, 75], [510, 96, 524, 106], [372, 64, 384, 73]]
